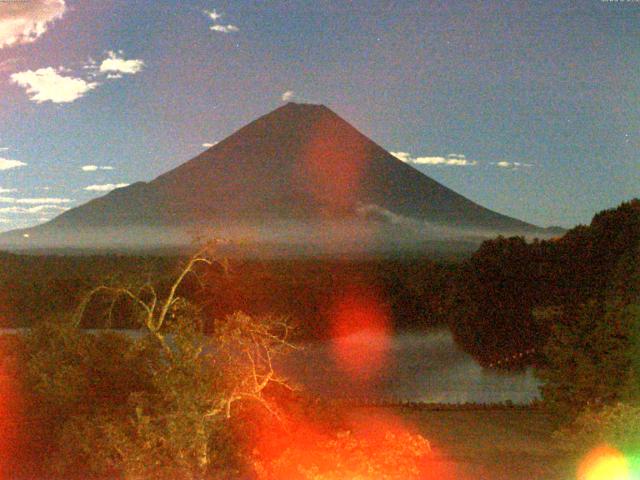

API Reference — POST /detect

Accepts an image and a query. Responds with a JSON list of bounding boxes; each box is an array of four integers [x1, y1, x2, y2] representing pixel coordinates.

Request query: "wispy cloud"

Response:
[[99, 51, 144, 75], [12, 51, 144, 104], [210, 24, 239, 33], [282, 90, 295, 102], [390, 152, 412, 163], [10, 67, 98, 104], [204, 9, 223, 21], [81, 165, 114, 172], [0, 187, 17, 193], [0, 158, 27, 170], [391, 151, 477, 166], [84, 183, 129, 192], [0, 197, 71, 204], [204, 9, 239, 33], [0, 0, 66, 49], [492, 161, 534, 169], [0, 205, 68, 214]]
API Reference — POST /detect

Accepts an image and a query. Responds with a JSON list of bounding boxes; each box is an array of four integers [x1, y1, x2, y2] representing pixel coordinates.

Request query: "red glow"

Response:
[[252, 409, 454, 480], [345, 410, 459, 480], [578, 445, 630, 480], [0, 337, 22, 480], [294, 113, 370, 216], [329, 288, 392, 381]]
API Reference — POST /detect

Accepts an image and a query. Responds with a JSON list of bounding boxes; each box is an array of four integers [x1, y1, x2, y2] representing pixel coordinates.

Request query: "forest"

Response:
[[0, 198, 638, 478], [1, 199, 638, 368]]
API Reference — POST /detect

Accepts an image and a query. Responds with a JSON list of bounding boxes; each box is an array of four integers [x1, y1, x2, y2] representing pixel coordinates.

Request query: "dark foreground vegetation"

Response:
[[449, 198, 640, 369], [0, 253, 455, 337], [0, 198, 638, 478], [2, 200, 638, 367], [0, 246, 437, 479]]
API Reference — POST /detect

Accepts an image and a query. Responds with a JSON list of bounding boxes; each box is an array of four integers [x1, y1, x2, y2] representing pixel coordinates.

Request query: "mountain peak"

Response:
[[282, 101, 324, 108], [263, 101, 334, 122], [0, 103, 544, 251], [262, 102, 338, 123]]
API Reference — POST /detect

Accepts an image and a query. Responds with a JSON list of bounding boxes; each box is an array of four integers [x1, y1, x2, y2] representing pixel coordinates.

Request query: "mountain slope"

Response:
[[0, 103, 547, 251]]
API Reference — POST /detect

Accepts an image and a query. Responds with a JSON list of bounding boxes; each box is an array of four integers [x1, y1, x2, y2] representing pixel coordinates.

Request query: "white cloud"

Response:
[[391, 151, 477, 166], [99, 51, 144, 75], [13, 52, 145, 106], [204, 9, 223, 21], [17, 197, 71, 204], [0, 197, 71, 204], [0, 0, 66, 49], [282, 90, 295, 102], [391, 151, 411, 163], [81, 165, 114, 172], [493, 161, 534, 169], [210, 24, 239, 33], [356, 203, 407, 226], [0, 205, 68, 214], [0, 147, 9, 152], [84, 183, 129, 192], [10, 67, 98, 103], [202, 142, 218, 148], [0, 158, 27, 170], [204, 8, 238, 32], [0, 187, 17, 193]]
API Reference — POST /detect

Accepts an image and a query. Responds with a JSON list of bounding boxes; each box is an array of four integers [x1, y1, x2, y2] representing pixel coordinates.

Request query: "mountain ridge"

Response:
[[0, 102, 553, 251]]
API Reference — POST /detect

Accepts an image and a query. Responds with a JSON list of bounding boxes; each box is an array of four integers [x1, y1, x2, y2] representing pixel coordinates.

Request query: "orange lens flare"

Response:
[[295, 113, 370, 216], [329, 288, 391, 380], [0, 336, 22, 480], [252, 409, 453, 480], [578, 445, 631, 480]]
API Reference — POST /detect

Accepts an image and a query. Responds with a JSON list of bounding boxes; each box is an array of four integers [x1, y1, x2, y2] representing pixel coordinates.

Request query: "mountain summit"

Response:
[[1, 103, 547, 251]]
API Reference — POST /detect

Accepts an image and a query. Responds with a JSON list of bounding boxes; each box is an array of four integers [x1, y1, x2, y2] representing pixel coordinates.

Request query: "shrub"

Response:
[[555, 402, 640, 456], [254, 428, 432, 480], [20, 246, 295, 479]]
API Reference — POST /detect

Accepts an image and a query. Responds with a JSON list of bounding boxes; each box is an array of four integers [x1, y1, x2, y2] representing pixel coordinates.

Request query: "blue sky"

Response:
[[0, 0, 638, 231]]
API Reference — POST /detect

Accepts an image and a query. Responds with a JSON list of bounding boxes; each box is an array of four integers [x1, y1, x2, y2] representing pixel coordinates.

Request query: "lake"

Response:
[[1, 326, 541, 404], [282, 328, 541, 404]]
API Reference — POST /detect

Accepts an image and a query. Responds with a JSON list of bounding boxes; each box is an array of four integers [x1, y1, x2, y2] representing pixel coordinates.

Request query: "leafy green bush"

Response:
[[537, 242, 640, 421], [19, 247, 296, 479], [555, 402, 640, 456]]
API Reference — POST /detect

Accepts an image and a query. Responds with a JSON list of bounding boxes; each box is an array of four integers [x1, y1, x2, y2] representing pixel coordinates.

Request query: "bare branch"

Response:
[[154, 255, 214, 332], [74, 285, 153, 328]]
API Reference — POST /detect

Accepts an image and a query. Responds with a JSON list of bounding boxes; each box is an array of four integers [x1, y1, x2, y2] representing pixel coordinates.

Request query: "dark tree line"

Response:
[[1, 198, 638, 373], [447, 199, 640, 369], [0, 253, 454, 337]]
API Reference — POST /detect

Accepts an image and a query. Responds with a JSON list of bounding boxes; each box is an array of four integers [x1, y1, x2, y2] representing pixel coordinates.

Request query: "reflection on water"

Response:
[[282, 328, 541, 404], [1, 327, 541, 404]]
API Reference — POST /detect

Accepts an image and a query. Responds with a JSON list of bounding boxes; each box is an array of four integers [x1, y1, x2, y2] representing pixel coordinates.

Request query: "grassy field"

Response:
[[352, 406, 576, 480]]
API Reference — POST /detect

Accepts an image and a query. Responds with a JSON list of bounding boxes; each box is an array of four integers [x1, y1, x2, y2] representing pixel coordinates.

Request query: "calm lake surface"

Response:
[[2, 327, 541, 404], [282, 329, 541, 404]]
